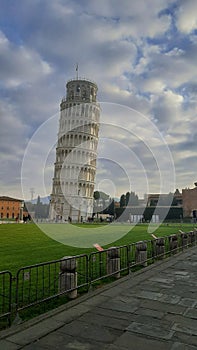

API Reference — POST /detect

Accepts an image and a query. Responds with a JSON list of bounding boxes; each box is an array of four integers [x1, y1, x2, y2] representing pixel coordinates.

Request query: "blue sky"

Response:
[[0, 0, 197, 200]]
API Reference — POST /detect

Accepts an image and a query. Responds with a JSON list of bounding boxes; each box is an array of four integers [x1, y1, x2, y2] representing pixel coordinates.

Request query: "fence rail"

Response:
[[89, 245, 129, 283], [16, 254, 89, 312], [0, 230, 196, 329], [0, 271, 12, 327]]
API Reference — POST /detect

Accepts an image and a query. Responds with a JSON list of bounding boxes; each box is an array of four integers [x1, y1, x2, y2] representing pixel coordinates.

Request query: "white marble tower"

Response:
[[49, 76, 100, 222]]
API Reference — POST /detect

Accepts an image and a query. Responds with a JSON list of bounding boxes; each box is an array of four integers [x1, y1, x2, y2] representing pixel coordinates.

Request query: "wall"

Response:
[[0, 197, 23, 219], [182, 187, 197, 217]]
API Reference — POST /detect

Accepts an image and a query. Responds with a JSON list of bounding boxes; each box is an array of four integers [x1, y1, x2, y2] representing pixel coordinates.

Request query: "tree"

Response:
[[35, 196, 49, 218], [108, 198, 115, 215], [103, 198, 115, 216], [129, 191, 139, 206], [94, 191, 100, 200], [35, 196, 42, 218], [126, 192, 130, 206], [120, 191, 139, 207], [94, 191, 109, 200], [120, 194, 126, 207]]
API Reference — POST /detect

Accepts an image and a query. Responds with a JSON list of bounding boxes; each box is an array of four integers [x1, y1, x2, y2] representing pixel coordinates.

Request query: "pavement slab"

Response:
[[126, 321, 175, 340], [178, 298, 197, 307], [172, 331, 197, 347], [23, 333, 106, 350], [134, 306, 164, 319], [57, 319, 123, 343], [0, 339, 21, 350], [99, 299, 139, 313], [171, 342, 197, 350], [6, 318, 64, 346], [76, 311, 130, 330], [92, 306, 136, 320], [52, 305, 90, 323], [140, 299, 187, 314], [113, 332, 173, 350], [184, 308, 197, 319]]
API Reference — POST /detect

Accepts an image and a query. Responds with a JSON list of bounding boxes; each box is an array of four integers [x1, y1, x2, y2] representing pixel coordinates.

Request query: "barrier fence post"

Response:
[[169, 234, 178, 254], [188, 231, 195, 246], [59, 257, 77, 299], [181, 232, 188, 249], [135, 241, 147, 267], [194, 229, 197, 245], [106, 247, 120, 279], [155, 237, 165, 259]]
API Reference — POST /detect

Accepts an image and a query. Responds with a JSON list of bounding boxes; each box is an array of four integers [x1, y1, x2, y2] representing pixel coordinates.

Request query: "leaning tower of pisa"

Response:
[[49, 77, 100, 222]]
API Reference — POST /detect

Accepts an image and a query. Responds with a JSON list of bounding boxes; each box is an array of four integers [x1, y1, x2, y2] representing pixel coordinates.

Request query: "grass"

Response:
[[0, 221, 195, 273], [0, 224, 88, 273]]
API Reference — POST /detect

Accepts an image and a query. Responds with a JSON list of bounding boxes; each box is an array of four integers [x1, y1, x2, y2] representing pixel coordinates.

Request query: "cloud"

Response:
[[0, 0, 197, 200], [0, 99, 30, 196], [79, 0, 172, 34], [135, 43, 197, 95], [176, 0, 197, 34], [0, 31, 53, 88]]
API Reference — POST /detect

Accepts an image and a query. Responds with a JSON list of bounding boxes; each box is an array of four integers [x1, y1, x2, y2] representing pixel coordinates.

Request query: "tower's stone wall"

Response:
[[50, 79, 100, 222]]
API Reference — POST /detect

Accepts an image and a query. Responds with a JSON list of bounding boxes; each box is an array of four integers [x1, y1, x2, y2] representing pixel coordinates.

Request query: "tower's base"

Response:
[[49, 198, 93, 223]]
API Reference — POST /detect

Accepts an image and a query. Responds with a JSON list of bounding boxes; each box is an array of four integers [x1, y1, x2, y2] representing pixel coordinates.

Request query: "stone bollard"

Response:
[[155, 238, 165, 259], [169, 234, 178, 253], [181, 232, 188, 248], [194, 229, 197, 244], [106, 247, 120, 279], [59, 256, 77, 299], [135, 241, 147, 267], [188, 231, 195, 245]]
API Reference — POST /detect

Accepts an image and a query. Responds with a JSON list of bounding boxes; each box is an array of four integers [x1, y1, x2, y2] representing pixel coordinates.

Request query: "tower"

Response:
[[49, 77, 100, 222]]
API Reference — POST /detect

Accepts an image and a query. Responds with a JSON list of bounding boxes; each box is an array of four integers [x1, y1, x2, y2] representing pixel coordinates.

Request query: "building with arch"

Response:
[[49, 77, 100, 222]]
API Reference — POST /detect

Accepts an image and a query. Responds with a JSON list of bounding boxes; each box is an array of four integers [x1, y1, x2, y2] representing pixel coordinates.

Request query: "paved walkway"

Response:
[[0, 246, 197, 349]]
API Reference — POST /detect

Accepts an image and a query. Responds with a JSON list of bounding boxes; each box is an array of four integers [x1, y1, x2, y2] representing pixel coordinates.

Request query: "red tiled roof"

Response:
[[0, 196, 23, 202]]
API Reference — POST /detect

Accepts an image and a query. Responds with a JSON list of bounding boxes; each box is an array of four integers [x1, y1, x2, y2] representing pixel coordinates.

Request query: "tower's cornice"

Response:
[[66, 77, 97, 86]]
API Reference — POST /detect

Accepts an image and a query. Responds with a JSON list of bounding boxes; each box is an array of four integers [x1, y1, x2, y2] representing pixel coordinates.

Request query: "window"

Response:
[[70, 90, 74, 99], [1, 213, 3, 218], [7, 213, 9, 219], [12, 213, 14, 219]]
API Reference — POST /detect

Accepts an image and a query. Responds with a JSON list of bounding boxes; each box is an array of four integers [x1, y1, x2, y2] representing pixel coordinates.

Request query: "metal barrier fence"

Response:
[[89, 245, 129, 283], [16, 254, 88, 312], [0, 230, 197, 328], [0, 271, 12, 327]]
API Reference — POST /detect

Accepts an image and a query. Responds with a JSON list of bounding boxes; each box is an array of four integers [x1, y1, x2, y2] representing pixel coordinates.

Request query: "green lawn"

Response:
[[0, 222, 195, 273]]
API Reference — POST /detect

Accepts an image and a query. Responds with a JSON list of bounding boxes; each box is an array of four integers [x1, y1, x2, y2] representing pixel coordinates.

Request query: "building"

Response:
[[49, 77, 100, 222], [146, 186, 197, 218], [0, 196, 24, 220], [146, 190, 182, 207], [182, 183, 197, 218]]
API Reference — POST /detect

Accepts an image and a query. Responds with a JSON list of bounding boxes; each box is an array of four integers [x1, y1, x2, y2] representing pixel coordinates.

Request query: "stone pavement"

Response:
[[0, 246, 197, 349]]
